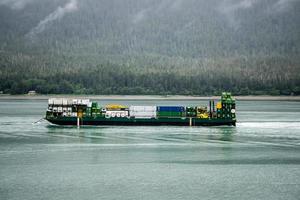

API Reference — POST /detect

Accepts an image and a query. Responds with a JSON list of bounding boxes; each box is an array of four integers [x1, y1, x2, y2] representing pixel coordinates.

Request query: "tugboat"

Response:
[[45, 92, 236, 127]]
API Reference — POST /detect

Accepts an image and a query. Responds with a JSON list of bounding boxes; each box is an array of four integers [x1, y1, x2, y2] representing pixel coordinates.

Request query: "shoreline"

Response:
[[0, 95, 300, 101]]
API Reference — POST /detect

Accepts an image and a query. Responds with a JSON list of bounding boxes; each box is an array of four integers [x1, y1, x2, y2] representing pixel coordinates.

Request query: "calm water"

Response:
[[1, 99, 300, 200]]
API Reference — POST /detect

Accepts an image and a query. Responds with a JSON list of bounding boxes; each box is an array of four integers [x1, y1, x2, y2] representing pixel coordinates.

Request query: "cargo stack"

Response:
[[48, 98, 74, 117], [157, 106, 185, 118], [90, 102, 102, 117], [129, 106, 157, 119], [216, 92, 236, 119], [47, 98, 91, 117], [186, 107, 197, 117]]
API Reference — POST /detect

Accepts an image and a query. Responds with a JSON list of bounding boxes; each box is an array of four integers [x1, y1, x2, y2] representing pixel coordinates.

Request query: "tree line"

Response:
[[1, 53, 299, 95]]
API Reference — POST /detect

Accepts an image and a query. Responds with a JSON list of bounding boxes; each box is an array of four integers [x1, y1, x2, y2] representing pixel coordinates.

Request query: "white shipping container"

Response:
[[62, 99, 68, 105], [130, 111, 156, 115], [145, 106, 157, 112], [72, 99, 90, 105], [129, 106, 157, 118], [67, 99, 73, 105], [77, 99, 83, 104], [58, 107, 63, 112], [48, 98, 54, 105], [53, 98, 63, 105], [130, 111, 156, 118], [72, 99, 78, 105], [133, 116, 155, 119], [82, 99, 90, 105], [129, 106, 156, 112]]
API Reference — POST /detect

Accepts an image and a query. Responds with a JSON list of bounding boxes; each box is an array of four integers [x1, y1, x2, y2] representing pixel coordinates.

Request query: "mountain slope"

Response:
[[0, 0, 300, 95]]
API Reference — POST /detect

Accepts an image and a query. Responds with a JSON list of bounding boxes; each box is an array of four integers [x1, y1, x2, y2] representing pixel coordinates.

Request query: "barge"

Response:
[[45, 92, 236, 126]]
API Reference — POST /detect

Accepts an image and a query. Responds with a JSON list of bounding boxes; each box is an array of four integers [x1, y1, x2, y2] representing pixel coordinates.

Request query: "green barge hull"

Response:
[[46, 116, 236, 126]]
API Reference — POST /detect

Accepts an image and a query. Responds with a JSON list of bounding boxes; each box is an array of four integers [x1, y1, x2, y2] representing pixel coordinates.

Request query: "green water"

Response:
[[1, 99, 300, 200]]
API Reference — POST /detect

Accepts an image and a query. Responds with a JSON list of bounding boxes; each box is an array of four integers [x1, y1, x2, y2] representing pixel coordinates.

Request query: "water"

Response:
[[1, 99, 300, 200]]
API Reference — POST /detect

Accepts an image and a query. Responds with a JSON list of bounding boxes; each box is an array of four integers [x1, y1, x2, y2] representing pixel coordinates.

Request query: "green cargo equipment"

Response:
[[217, 92, 236, 119], [186, 107, 197, 117]]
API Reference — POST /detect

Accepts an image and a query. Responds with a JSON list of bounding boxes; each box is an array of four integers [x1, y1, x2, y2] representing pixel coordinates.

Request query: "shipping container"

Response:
[[129, 113, 157, 118], [157, 106, 185, 112], [130, 112, 157, 118], [54, 99, 63, 105], [130, 106, 156, 112], [62, 99, 68, 106], [48, 98, 54, 105], [49, 98, 63, 105], [73, 99, 90, 105], [67, 99, 73, 105], [129, 106, 157, 118], [157, 111, 184, 117], [130, 113, 156, 119], [72, 99, 78, 105]]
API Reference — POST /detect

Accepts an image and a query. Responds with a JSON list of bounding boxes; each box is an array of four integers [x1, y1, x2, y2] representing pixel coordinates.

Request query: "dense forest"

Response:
[[0, 0, 300, 95]]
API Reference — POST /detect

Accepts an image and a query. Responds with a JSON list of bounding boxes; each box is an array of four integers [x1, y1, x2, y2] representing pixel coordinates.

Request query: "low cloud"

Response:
[[0, 0, 34, 10], [132, 9, 147, 24], [218, 0, 257, 14], [218, 0, 258, 28], [26, 0, 78, 39], [131, 0, 185, 25], [273, 0, 298, 12]]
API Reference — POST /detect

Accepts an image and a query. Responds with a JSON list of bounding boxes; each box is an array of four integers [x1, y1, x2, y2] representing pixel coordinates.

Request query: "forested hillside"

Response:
[[0, 0, 300, 95]]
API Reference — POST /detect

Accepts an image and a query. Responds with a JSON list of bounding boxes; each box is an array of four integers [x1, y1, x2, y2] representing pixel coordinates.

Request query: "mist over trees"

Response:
[[0, 0, 299, 95]]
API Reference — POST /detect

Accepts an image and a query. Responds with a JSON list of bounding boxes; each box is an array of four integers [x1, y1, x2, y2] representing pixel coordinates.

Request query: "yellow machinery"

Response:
[[216, 102, 222, 109], [106, 104, 128, 110], [196, 106, 209, 118]]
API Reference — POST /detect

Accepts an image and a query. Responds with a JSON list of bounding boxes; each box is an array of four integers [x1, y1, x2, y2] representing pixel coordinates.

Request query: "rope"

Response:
[[33, 118, 45, 124]]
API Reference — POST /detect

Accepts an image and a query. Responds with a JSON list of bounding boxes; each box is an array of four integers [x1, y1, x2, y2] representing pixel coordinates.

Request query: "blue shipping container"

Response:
[[157, 106, 185, 112]]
